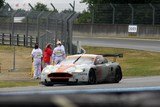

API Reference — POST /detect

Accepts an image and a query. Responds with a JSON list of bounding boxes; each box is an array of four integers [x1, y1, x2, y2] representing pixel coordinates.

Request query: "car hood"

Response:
[[43, 63, 90, 74]]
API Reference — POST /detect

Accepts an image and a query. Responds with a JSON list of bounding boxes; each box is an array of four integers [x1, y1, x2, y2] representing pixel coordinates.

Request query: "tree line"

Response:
[[77, 0, 160, 24], [81, 0, 160, 4], [1, 0, 160, 24]]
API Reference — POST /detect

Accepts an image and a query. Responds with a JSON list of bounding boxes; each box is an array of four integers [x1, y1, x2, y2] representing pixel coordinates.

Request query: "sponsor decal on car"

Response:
[[78, 73, 87, 75]]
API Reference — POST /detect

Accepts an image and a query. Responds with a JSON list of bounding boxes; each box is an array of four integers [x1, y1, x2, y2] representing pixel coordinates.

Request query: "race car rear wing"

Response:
[[101, 53, 123, 58], [101, 53, 123, 62]]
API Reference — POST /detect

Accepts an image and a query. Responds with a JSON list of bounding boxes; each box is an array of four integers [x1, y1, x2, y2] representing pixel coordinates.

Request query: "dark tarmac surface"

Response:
[[1, 76, 160, 107], [73, 37, 160, 52]]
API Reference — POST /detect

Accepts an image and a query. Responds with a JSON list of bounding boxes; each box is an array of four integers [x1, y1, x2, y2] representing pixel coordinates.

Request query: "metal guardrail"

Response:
[[0, 33, 37, 47]]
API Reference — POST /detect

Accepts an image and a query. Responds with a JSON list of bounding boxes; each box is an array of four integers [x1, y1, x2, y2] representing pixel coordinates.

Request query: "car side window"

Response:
[[95, 55, 106, 65]]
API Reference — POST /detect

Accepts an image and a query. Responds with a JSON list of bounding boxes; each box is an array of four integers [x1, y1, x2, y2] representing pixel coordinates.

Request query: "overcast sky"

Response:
[[5, 0, 88, 12]]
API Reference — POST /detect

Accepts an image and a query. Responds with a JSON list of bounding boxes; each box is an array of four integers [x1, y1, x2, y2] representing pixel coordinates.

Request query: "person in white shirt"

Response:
[[31, 43, 43, 79], [57, 39, 66, 53], [52, 41, 65, 65]]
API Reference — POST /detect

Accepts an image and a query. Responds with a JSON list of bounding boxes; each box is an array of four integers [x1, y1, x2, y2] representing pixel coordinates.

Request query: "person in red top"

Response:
[[43, 43, 53, 67]]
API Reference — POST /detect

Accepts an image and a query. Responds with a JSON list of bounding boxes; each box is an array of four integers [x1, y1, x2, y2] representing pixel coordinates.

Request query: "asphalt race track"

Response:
[[1, 76, 160, 94], [0, 37, 160, 107], [1, 76, 160, 107], [73, 36, 160, 52]]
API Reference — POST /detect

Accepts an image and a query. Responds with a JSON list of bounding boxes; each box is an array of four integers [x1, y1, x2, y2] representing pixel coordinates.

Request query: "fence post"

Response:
[[37, 11, 44, 44], [36, 37, 38, 43], [17, 34, 19, 46], [128, 4, 134, 24], [11, 11, 17, 46], [23, 35, 26, 46], [9, 33, 11, 46], [25, 13, 28, 46], [91, 4, 94, 36], [110, 3, 115, 24], [30, 36, 32, 47], [149, 3, 155, 26], [0, 63, 1, 73], [2, 33, 4, 45]]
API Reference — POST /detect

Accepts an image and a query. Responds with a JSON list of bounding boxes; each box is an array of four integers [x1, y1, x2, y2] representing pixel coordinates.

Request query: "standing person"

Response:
[[43, 43, 52, 67], [57, 39, 66, 57], [31, 43, 43, 79], [52, 41, 65, 65]]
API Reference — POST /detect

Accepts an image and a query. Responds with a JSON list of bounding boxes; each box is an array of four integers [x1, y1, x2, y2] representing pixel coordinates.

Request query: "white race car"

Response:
[[41, 54, 123, 86]]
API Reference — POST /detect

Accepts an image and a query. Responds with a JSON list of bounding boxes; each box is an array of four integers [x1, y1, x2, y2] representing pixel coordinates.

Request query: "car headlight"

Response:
[[42, 66, 53, 74], [41, 69, 50, 76]]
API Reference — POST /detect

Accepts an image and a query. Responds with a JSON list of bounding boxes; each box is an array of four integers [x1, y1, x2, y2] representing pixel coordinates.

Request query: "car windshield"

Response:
[[61, 56, 94, 65]]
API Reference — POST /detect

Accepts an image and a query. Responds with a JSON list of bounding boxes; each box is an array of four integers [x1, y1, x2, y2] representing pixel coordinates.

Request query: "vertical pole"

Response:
[[17, 34, 19, 46], [9, 33, 11, 46], [23, 35, 25, 46], [11, 13, 15, 45], [46, 11, 53, 43], [0, 63, 1, 73], [149, 3, 155, 25], [2, 33, 4, 45], [110, 3, 115, 24], [11, 11, 17, 71], [73, 1, 75, 12], [36, 37, 38, 43], [37, 11, 44, 44], [25, 12, 29, 46], [91, 5, 94, 36], [128, 4, 134, 24], [55, 19, 58, 47], [30, 36, 32, 48]]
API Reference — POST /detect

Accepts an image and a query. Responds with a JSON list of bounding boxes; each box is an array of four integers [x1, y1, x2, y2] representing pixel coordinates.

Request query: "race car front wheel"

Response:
[[88, 69, 97, 84], [43, 79, 54, 86]]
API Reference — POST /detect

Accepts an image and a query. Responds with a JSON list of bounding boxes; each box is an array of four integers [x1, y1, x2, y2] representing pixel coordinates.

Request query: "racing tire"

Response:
[[88, 69, 97, 84], [114, 66, 122, 83]]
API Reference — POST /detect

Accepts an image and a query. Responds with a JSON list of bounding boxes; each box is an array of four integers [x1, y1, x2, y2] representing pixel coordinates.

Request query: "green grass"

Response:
[[0, 45, 160, 88], [84, 46, 160, 77], [0, 80, 39, 88]]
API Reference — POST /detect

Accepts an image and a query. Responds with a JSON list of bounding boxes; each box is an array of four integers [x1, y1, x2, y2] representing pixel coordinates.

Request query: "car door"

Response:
[[95, 55, 109, 82]]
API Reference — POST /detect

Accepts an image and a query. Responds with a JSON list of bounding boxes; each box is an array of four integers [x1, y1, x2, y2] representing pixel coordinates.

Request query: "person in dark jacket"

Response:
[[43, 43, 52, 67]]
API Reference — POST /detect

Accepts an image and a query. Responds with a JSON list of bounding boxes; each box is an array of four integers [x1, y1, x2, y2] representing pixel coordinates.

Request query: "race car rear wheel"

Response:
[[114, 66, 122, 83], [88, 69, 96, 84]]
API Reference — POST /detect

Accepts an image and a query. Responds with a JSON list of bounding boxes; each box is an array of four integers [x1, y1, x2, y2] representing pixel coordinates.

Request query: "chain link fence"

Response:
[[92, 4, 160, 25], [0, 3, 78, 54], [0, 4, 78, 72]]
